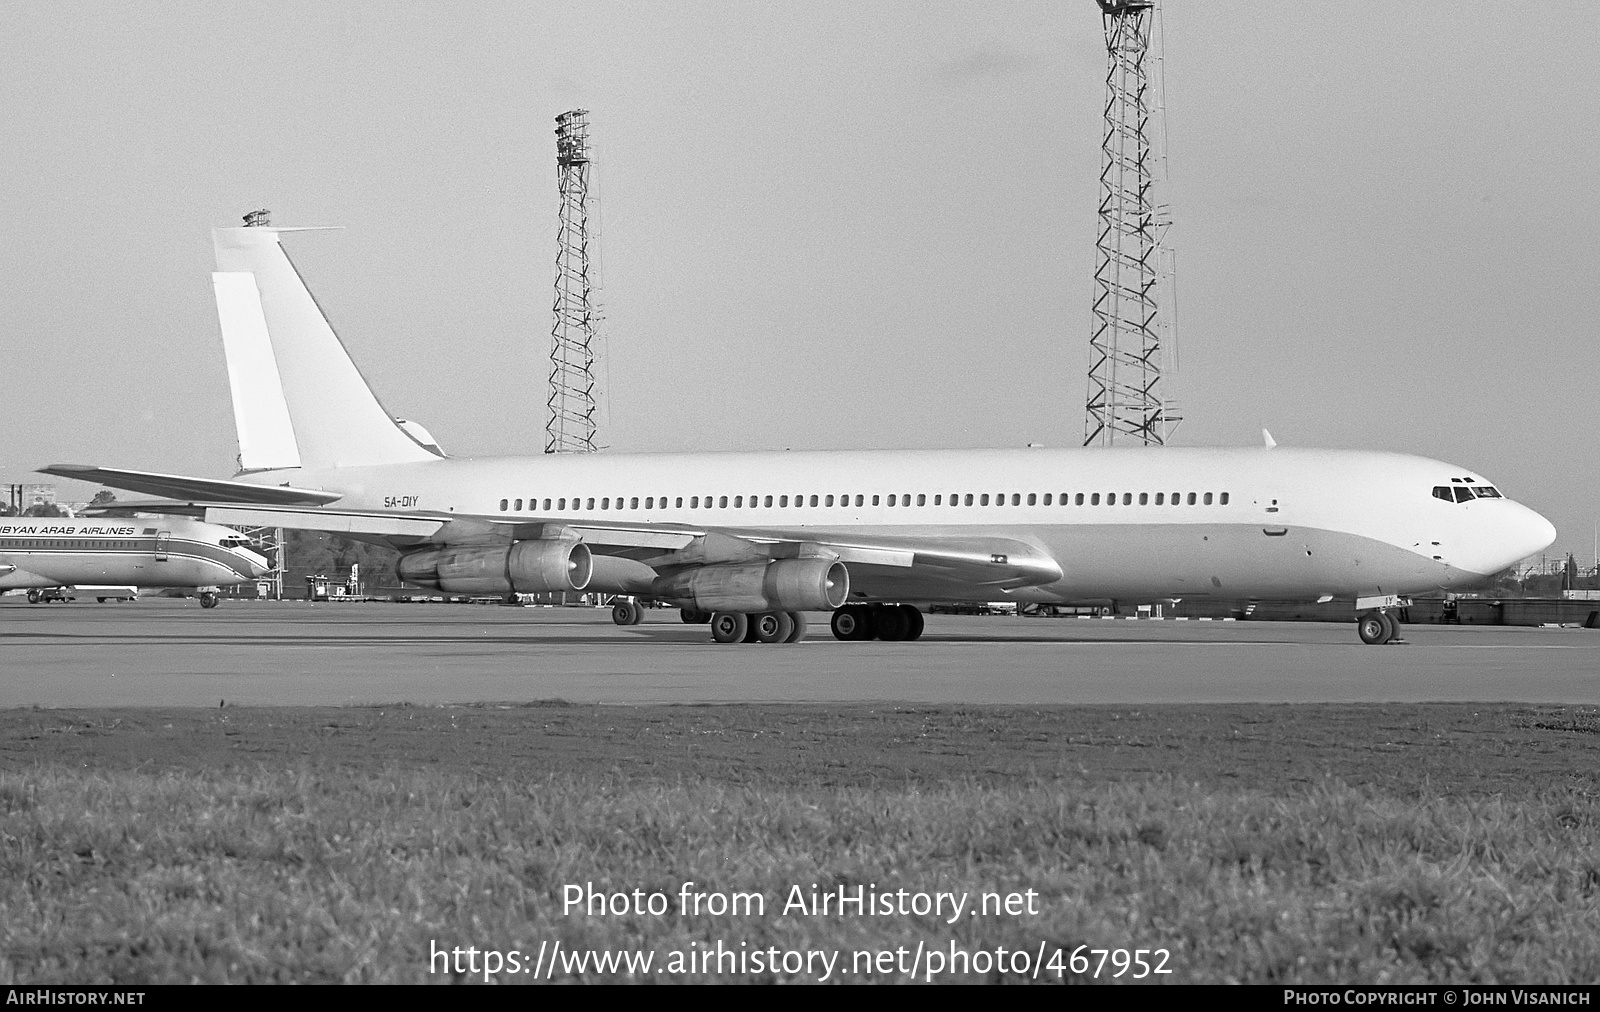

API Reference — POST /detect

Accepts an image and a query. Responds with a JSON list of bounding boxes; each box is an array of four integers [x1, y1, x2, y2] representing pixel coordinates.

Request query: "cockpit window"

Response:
[[1434, 484, 1504, 503]]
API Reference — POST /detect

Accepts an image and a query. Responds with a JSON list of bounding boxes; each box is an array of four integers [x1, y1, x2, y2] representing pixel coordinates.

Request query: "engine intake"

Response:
[[398, 540, 592, 594], [652, 559, 848, 613]]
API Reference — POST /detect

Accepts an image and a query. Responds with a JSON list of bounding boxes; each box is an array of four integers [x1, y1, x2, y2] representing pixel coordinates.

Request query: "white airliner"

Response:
[[44, 225, 1556, 645], [0, 516, 269, 607]]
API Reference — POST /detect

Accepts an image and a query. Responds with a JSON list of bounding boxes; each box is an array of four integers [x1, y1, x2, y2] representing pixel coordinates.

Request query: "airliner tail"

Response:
[[211, 226, 442, 471]]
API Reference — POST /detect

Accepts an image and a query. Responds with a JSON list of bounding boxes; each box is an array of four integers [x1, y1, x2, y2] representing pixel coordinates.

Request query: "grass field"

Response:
[[2, 703, 1597, 984]]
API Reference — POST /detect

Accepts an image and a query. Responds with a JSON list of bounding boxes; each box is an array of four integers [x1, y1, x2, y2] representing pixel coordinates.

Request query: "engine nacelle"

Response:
[[398, 540, 592, 594], [652, 559, 848, 613]]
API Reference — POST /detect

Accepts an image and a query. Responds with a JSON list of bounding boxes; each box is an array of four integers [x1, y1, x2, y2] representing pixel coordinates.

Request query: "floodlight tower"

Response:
[[547, 109, 599, 454], [1085, 0, 1175, 447]]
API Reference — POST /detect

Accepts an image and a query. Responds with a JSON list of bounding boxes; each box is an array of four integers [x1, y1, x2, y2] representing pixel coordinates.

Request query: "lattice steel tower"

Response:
[[1085, 0, 1174, 447], [548, 109, 598, 453]]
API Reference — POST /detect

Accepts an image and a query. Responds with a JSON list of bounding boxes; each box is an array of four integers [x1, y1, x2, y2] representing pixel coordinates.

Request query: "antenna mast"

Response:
[[548, 110, 598, 453], [1085, 0, 1176, 446]]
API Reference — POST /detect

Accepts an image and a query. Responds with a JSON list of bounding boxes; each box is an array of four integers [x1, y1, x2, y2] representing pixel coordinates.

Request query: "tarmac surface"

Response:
[[2, 597, 1598, 708]]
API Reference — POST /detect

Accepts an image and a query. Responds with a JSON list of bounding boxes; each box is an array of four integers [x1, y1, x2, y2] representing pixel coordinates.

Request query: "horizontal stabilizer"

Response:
[[39, 465, 342, 507]]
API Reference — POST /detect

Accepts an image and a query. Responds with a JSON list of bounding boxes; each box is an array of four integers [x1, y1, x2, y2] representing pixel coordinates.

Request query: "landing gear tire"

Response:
[[753, 611, 793, 644], [199, 592, 219, 609], [785, 611, 808, 643], [612, 600, 641, 626], [681, 608, 711, 624], [831, 605, 872, 641], [1380, 610, 1401, 643], [710, 611, 748, 644], [902, 605, 924, 641], [27, 589, 41, 604], [874, 604, 911, 641], [1357, 611, 1388, 645]]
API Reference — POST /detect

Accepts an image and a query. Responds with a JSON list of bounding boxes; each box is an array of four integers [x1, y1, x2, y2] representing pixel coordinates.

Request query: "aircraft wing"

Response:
[[194, 503, 1062, 594], [39, 465, 342, 507]]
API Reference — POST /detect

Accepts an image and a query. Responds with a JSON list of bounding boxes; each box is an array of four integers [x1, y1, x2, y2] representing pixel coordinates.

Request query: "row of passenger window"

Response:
[[498, 490, 1232, 512], [0, 539, 134, 550]]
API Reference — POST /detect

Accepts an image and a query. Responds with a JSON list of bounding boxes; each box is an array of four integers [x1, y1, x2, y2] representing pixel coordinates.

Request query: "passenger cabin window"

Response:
[[499, 499, 508, 511], [809, 495, 819, 507], [1221, 493, 1230, 505], [1187, 493, 1197, 505], [917, 494, 926, 506]]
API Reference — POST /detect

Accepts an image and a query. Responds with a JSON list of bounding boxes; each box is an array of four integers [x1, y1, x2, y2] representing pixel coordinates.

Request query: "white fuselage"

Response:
[[0, 517, 269, 593], [241, 445, 1555, 605]]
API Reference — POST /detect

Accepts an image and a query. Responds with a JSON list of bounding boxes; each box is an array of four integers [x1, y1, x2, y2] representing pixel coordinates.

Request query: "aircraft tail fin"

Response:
[[211, 226, 443, 471]]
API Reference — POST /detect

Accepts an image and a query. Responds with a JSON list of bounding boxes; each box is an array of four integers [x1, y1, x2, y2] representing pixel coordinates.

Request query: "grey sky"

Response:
[[2, 2, 1595, 563]]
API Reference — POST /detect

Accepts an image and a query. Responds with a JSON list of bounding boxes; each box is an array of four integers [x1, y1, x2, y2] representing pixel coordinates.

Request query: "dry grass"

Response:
[[2, 704, 1597, 983], [2, 769, 1598, 983]]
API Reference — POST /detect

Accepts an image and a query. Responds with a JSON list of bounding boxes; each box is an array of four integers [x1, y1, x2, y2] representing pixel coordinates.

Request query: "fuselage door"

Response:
[[155, 531, 171, 562]]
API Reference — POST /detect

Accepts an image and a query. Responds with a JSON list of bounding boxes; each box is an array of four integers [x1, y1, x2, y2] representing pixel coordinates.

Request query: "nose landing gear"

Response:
[[611, 599, 645, 625], [1357, 609, 1403, 645]]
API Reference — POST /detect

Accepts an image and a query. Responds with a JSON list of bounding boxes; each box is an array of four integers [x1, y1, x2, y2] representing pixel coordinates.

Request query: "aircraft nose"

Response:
[[239, 549, 271, 579], [1503, 502, 1557, 568]]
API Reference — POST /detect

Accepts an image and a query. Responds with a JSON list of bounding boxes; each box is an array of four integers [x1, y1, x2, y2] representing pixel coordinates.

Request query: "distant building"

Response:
[[4, 482, 56, 512]]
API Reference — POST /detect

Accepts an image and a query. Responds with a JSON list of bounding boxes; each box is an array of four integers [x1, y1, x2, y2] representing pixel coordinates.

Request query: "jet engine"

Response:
[[398, 540, 592, 594], [651, 559, 848, 613]]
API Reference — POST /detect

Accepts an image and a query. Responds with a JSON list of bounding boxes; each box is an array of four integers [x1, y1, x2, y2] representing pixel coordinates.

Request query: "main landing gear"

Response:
[[199, 591, 220, 609], [705, 611, 809, 644], [1356, 609, 1404, 645], [611, 599, 646, 625], [830, 604, 924, 642]]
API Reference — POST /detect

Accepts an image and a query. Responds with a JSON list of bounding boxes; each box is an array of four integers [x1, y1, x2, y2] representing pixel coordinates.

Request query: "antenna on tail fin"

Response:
[[211, 220, 444, 470]]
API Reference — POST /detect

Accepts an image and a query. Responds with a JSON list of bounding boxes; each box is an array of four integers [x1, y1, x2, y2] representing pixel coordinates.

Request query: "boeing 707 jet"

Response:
[[44, 225, 1555, 644]]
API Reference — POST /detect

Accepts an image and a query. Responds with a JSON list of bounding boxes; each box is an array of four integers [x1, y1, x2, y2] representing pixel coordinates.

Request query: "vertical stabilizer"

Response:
[[212, 272, 301, 471], [212, 227, 440, 469]]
